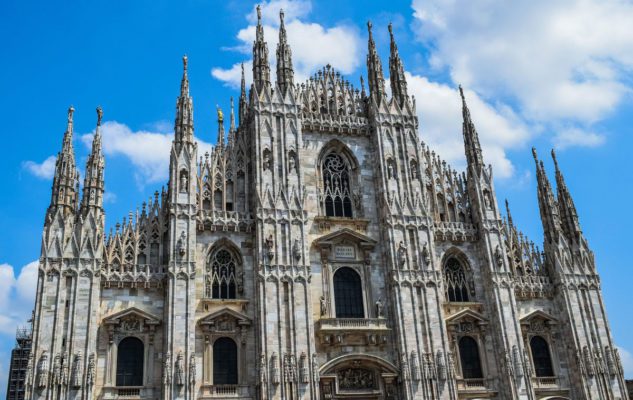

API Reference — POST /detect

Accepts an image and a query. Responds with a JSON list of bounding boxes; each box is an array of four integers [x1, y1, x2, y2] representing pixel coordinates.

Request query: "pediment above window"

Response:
[[520, 310, 558, 333], [198, 307, 251, 334], [314, 228, 377, 263], [103, 307, 161, 328], [445, 309, 488, 334]]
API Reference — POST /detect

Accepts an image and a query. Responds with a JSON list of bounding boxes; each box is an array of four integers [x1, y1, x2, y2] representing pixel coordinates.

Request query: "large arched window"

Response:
[[458, 336, 483, 379], [333, 267, 364, 318], [116, 337, 144, 386], [206, 249, 238, 299], [444, 257, 470, 302], [530, 336, 554, 377], [322, 153, 353, 218], [213, 337, 238, 385]]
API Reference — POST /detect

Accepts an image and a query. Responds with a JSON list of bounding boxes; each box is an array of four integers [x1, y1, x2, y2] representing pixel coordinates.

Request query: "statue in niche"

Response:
[[163, 352, 172, 386], [180, 171, 188, 193], [189, 354, 196, 386], [37, 352, 49, 389], [422, 244, 431, 265], [259, 354, 267, 383], [288, 154, 296, 173], [70, 352, 82, 388], [263, 150, 271, 171], [264, 235, 275, 261], [174, 352, 184, 386], [292, 239, 301, 261], [320, 296, 328, 316], [86, 354, 95, 386], [397, 241, 407, 264], [177, 231, 186, 257], [312, 354, 319, 383], [375, 298, 384, 318], [483, 190, 492, 209], [387, 161, 395, 179], [494, 245, 503, 267]]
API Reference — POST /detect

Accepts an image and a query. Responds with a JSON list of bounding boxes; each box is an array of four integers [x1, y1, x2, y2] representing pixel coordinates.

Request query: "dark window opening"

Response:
[[116, 337, 144, 386], [530, 336, 554, 377], [213, 337, 238, 385], [459, 336, 483, 379], [333, 267, 364, 318]]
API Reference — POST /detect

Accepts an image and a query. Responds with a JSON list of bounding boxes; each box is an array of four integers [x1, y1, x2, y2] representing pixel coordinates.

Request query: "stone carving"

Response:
[[447, 351, 456, 379], [271, 352, 280, 385], [163, 351, 172, 386], [411, 351, 421, 381], [401, 353, 411, 381], [52, 354, 61, 386], [180, 170, 188, 193], [70, 352, 82, 389], [37, 352, 49, 389], [436, 350, 446, 381], [422, 244, 430, 265], [86, 353, 95, 387], [312, 354, 319, 383], [320, 295, 328, 316], [263, 150, 271, 171], [265, 235, 275, 261], [397, 241, 407, 265], [288, 154, 296, 173], [425, 352, 437, 380], [299, 352, 309, 383], [259, 354, 267, 384], [174, 352, 184, 386], [583, 346, 594, 376], [494, 245, 503, 268], [337, 368, 376, 390], [189, 354, 196, 386], [375, 298, 384, 318], [292, 239, 301, 261], [122, 317, 140, 332], [512, 345, 523, 377], [25, 353, 34, 387]]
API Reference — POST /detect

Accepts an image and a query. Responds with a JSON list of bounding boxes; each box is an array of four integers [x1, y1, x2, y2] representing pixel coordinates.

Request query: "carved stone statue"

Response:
[[174, 352, 184, 386], [271, 352, 280, 384], [312, 354, 319, 383], [86, 353, 95, 387], [70, 352, 82, 388], [319, 295, 328, 316], [375, 298, 384, 318], [259, 354, 267, 383], [163, 352, 172, 386], [288, 155, 296, 173], [189, 354, 196, 386], [292, 239, 301, 261], [397, 241, 407, 264], [37, 352, 49, 389]]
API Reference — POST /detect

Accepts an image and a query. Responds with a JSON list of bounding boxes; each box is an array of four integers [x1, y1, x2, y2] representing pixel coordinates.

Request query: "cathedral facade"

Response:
[[18, 6, 629, 400]]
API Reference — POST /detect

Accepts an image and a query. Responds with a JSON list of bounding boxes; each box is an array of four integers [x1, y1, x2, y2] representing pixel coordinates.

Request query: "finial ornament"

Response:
[[183, 55, 188, 71], [96, 106, 103, 126], [216, 105, 224, 123], [68, 106, 75, 123]]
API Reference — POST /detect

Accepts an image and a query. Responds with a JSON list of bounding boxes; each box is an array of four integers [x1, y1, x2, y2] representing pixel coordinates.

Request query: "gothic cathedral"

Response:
[[19, 7, 629, 400]]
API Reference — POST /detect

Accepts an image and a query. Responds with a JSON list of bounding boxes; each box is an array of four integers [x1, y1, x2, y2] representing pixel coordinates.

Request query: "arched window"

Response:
[[530, 336, 554, 377], [213, 337, 238, 385], [206, 249, 238, 299], [458, 336, 483, 379], [116, 337, 144, 386], [322, 153, 353, 218], [333, 267, 364, 318], [444, 257, 470, 302]]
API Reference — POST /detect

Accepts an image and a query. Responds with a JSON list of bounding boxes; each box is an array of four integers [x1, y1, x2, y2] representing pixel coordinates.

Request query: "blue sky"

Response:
[[1, 0, 632, 392]]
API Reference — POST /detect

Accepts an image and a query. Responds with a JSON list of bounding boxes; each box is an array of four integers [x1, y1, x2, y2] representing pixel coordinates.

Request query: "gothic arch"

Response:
[[205, 239, 243, 299], [316, 140, 360, 218], [440, 248, 475, 302], [319, 353, 398, 374]]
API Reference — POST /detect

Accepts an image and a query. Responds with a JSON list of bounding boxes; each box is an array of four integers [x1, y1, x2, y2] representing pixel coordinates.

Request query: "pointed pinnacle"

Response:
[[96, 106, 103, 126], [67, 105, 75, 132], [280, 8, 285, 24], [183, 54, 188, 71], [531, 147, 538, 162], [551, 148, 560, 171]]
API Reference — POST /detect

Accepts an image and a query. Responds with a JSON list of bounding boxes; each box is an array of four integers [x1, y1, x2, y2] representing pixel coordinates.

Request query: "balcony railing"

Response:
[[317, 318, 389, 330], [200, 384, 251, 398], [532, 376, 559, 388], [456, 378, 488, 391], [117, 388, 140, 397]]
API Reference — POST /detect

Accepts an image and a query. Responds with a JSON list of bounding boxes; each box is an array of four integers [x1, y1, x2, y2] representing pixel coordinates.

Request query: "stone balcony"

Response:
[[316, 318, 390, 347], [200, 384, 252, 399], [196, 210, 254, 232], [514, 275, 554, 299], [101, 264, 166, 289], [433, 221, 477, 242], [455, 378, 496, 397], [301, 113, 370, 135], [101, 386, 155, 399]]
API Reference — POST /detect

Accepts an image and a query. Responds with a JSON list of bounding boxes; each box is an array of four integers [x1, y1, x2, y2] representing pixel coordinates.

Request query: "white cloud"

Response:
[[411, 0, 633, 125], [212, 1, 362, 88], [22, 155, 56, 179], [81, 121, 212, 187], [0, 261, 38, 336], [617, 346, 633, 378], [553, 128, 606, 149], [408, 73, 529, 178]]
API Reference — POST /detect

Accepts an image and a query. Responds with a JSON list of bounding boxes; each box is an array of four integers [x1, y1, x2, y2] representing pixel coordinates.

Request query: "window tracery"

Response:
[[321, 153, 353, 218], [205, 248, 240, 299], [444, 257, 472, 302]]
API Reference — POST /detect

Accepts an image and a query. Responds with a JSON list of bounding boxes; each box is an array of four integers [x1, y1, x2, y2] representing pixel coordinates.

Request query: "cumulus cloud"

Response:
[[212, 0, 362, 88], [0, 261, 38, 336], [22, 155, 57, 179], [617, 346, 633, 378], [409, 73, 529, 178], [81, 121, 213, 187], [553, 128, 606, 149], [411, 0, 633, 126]]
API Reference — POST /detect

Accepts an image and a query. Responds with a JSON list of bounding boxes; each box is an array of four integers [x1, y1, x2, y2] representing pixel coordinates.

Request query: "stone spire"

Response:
[[49, 106, 80, 216], [81, 106, 106, 214], [239, 63, 248, 124], [532, 148, 561, 243], [276, 9, 294, 94], [388, 23, 408, 107], [551, 149, 582, 242], [229, 97, 236, 134], [175, 55, 194, 144], [252, 5, 271, 91], [216, 105, 225, 149], [366, 21, 386, 103], [460, 86, 485, 176]]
